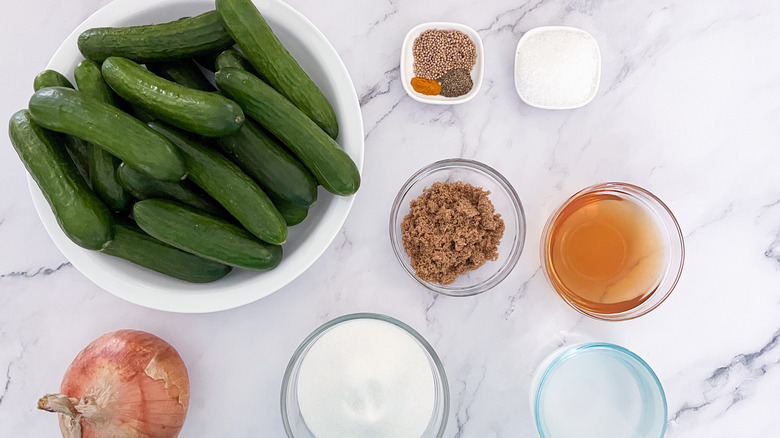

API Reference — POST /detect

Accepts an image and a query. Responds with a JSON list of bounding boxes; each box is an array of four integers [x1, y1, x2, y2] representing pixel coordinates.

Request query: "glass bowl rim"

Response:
[[389, 158, 527, 296], [540, 182, 685, 320], [533, 342, 668, 438], [280, 312, 450, 437]]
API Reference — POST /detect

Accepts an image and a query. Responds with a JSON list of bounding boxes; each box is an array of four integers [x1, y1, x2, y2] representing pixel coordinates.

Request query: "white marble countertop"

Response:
[[2, 0, 780, 436]]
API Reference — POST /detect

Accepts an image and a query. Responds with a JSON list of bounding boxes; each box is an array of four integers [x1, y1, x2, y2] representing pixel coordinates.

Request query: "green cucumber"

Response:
[[74, 60, 121, 106], [116, 163, 227, 218], [28, 87, 186, 182], [86, 132, 130, 211], [133, 199, 282, 271], [215, 48, 257, 76], [33, 70, 73, 91], [78, 11, 234, 63], [103, 220, 232, 282], [74, 60, 132, 211], [147, 122, 287, 245], [146, 59, 216, 92], [8, 110, 113, 250], [216, 0, 338, 138], [129, 104, 156, 123], [216, 119, 317, 208], [215, 68, 360, 196], [31, 70, 90, 184], [103, 57, 243, 137], [275, 201, 308, 226], [61, 135, 91, 186]]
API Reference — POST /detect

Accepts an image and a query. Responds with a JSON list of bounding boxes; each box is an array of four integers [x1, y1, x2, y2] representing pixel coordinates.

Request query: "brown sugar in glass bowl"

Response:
[[389, 159, 526, 296], [401, 182, 505, 285]]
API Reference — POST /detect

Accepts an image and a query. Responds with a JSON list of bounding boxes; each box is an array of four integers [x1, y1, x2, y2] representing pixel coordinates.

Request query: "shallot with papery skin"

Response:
[[38, 329, 190, 438]]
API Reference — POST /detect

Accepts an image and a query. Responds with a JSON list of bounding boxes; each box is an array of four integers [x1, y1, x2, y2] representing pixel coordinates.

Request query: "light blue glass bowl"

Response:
[[532, 343, 667, 438]]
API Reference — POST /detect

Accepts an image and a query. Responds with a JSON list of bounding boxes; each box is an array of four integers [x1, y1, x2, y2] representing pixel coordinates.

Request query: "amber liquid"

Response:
[[544, 193, 668, 314]]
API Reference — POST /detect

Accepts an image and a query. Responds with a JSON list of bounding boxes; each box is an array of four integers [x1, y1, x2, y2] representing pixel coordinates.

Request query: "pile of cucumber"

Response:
[[8, 0, 360, 283]]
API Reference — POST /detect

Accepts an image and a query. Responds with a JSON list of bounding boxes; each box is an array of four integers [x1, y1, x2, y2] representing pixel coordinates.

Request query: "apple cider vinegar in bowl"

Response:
[[542, 183, 684, 320], [548, 192, 666, 311]]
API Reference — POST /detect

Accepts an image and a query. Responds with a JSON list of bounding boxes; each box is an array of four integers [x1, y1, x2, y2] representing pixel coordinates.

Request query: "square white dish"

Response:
[[514, 26, 601, 109], [400, 22, 484, 105]]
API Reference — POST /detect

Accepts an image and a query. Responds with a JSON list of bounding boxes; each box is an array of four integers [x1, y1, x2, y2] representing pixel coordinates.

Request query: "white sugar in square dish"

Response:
[[514, 26, 601, 109]]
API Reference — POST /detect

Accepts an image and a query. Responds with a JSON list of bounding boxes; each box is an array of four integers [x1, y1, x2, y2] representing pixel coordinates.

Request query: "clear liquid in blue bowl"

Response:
[[532, 343, 667, 438]]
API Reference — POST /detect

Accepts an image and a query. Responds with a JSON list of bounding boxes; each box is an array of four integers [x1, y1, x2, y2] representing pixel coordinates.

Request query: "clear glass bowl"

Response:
[[389, 159, 526, 296], [281, 313, 449, 438], [531, 343, 667, 438], [541, 182, 684, 320]]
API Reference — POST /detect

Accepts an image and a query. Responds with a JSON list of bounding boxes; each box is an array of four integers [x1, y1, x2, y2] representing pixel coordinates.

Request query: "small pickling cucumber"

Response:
[[215, 48, 257, 76], [87, 132, 131, 211], [129, 104, 156, 123], [8, 110, 113, 250], [28, 87, 186, 182], [216, 0, 338, 138], [215, 68, 360, 196], [31, 70, 90, 184], [102, 220, 232, 283], [215, 119, 317, 208], [74, 59, 132, 211], [116, 163, 227, 218], [78, 11, 234, 63], [133, 199, 282, 271], [33, 70, 73, 91], [74, 60, 121, 107], [274, 200, 308, 226], [147, 122, 287, 245], [61, 135, 91, 186], [146, 59, 216, 92], [102, 57, 243, 137]]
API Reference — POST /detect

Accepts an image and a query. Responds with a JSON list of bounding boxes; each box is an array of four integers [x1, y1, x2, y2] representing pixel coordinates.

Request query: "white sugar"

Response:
[[515, 28, 601, 108], [296, 318, 436, 438]]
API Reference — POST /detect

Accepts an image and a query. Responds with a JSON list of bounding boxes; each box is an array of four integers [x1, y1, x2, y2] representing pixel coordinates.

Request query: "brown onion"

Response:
[[38, 330, 190, 438]]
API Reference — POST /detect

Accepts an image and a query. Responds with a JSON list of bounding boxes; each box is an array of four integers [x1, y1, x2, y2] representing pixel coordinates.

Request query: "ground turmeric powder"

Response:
[[410, 77, 442, 95]]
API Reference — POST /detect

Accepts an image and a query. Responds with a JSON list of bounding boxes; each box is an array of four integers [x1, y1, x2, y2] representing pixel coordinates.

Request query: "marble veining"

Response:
[[477, 0, 547, 36], [667, 327, 780, 436], [683, 203, 735, 239], [452, 364, 488, 438], [0, 262, 71, 279], [0, 364, 11, 407], [358, 66, 399, 106], [2, 0, 780, 436], [503, 267, 541, 320]]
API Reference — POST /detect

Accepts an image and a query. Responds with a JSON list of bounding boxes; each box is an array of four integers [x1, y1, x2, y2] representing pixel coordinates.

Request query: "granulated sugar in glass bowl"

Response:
[[514, 26, 601, 109]]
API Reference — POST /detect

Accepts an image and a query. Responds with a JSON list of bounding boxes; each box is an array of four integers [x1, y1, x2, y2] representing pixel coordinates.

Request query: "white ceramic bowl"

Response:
[[29, 0, 364, 313], [400, 22, 484, 104], [514, 26, 601, 110]]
